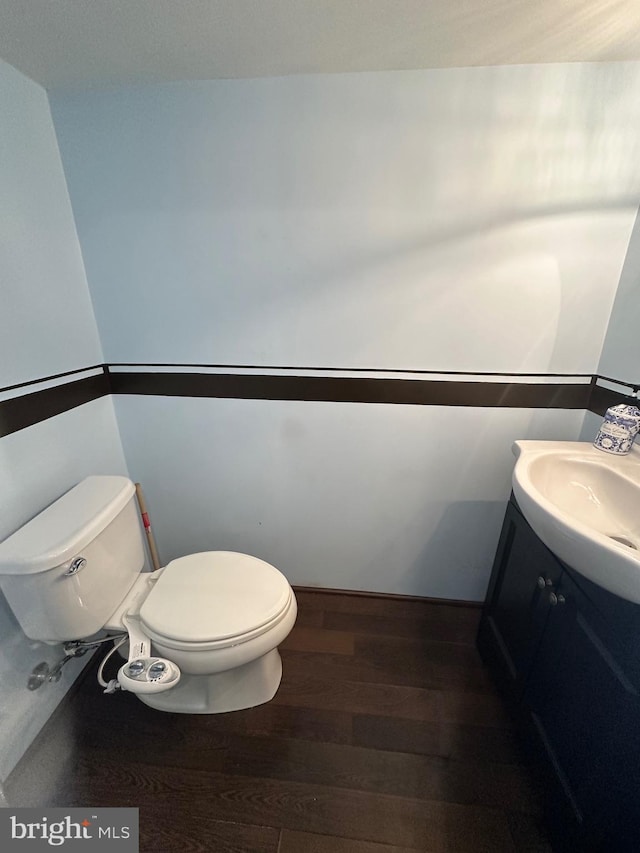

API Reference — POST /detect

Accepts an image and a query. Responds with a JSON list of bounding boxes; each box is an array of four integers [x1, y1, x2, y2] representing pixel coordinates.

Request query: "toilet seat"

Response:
[[138, 551, 293, 652]]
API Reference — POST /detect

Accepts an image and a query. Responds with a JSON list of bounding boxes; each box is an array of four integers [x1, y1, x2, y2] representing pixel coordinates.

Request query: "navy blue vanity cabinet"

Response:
[[478, 497, 640, 852], [477, 500, 563, 699], [523, 568, 640, 850]]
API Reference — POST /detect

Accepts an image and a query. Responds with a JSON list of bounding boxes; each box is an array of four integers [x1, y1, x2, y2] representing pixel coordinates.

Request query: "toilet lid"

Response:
[[138, 551, 292, 644]]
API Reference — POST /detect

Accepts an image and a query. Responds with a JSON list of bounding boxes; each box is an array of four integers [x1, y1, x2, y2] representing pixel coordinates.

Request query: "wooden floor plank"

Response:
[[352, 713, 523, 765], [354, 633, 485, 671], [211, 731, 541, 814], [47, 757, 518, 853], [141, 815, 280, 853], [324, 609, 480, 644], [272, 672, 443, 721], [281, 625, 355, 655], [279, 829, 428, 853], [294, 590, 481, 624], [281, 644, 495, 693], [290, 607, 324, 628], [439, 688, 514, 729], [274, 671, 511, 729], [201, 701, 354, 746]]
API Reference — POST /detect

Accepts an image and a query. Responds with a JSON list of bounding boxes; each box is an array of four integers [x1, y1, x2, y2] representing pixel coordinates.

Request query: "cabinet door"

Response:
[[481, 501, 563, 694], [524, 571, 640, 849]]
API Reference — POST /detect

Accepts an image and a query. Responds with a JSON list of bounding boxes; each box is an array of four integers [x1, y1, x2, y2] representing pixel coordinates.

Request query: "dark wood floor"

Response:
[[6, 590, 553, 852]]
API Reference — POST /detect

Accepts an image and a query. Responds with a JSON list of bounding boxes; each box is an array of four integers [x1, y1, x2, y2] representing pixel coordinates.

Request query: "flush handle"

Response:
[[64, 557, 87, 576]]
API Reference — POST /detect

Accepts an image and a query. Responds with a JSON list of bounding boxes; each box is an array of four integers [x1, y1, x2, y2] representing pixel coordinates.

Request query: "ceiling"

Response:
[[1, 0, 640, 90]]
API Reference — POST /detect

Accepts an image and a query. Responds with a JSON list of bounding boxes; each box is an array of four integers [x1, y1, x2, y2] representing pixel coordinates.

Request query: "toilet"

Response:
[[0, 476, 297, 714]]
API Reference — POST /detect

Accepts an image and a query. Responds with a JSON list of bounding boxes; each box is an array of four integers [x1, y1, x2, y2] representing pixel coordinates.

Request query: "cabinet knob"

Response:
[[549, 592, 566, 606], [537, 576, 553, 589]]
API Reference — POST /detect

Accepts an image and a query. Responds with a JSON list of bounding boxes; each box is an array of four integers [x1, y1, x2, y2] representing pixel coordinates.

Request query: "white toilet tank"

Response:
[[0, 476, 145, 643]]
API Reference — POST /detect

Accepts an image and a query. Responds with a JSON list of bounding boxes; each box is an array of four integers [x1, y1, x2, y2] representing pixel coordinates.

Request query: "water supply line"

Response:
[[27, 633, 127, 690], [97, 635, 129, 693]]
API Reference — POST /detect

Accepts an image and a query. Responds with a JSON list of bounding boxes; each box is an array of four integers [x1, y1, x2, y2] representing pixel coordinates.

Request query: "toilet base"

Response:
[[137, 648, 283, 714]]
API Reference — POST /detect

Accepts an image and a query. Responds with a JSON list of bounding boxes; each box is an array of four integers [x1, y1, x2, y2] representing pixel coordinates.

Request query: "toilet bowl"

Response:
[[107, 550, 298, 713], [0, 476, 297, 715]]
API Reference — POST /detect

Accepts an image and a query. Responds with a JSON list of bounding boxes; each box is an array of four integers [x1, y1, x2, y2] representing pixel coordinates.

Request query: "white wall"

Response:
[[51, 64, 640, 372], [0, 58, 129, 782], [115, 395, 584, 599], [597, 208, 640, 387], [1, 62, 102, 387], [579, 206, 640, 441], [50, 63, 640, 603]]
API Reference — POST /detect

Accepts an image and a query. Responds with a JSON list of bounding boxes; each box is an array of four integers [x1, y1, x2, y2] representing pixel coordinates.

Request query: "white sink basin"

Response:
[[512, 440, 640, 604]]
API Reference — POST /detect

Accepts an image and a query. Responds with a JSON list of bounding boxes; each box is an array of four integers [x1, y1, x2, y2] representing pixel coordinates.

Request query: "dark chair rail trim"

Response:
[[0, 364, 636, 436], [0, 373, 110, 438], [109, 370, 591, 409]]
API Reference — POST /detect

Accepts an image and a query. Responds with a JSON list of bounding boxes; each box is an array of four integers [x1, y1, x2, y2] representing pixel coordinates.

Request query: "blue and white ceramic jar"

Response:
[[593, 404, 640, 455]]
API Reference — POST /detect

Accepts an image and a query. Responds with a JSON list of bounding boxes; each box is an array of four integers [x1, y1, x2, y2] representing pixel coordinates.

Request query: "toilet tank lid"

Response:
[[0, 476, 135, 575]]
